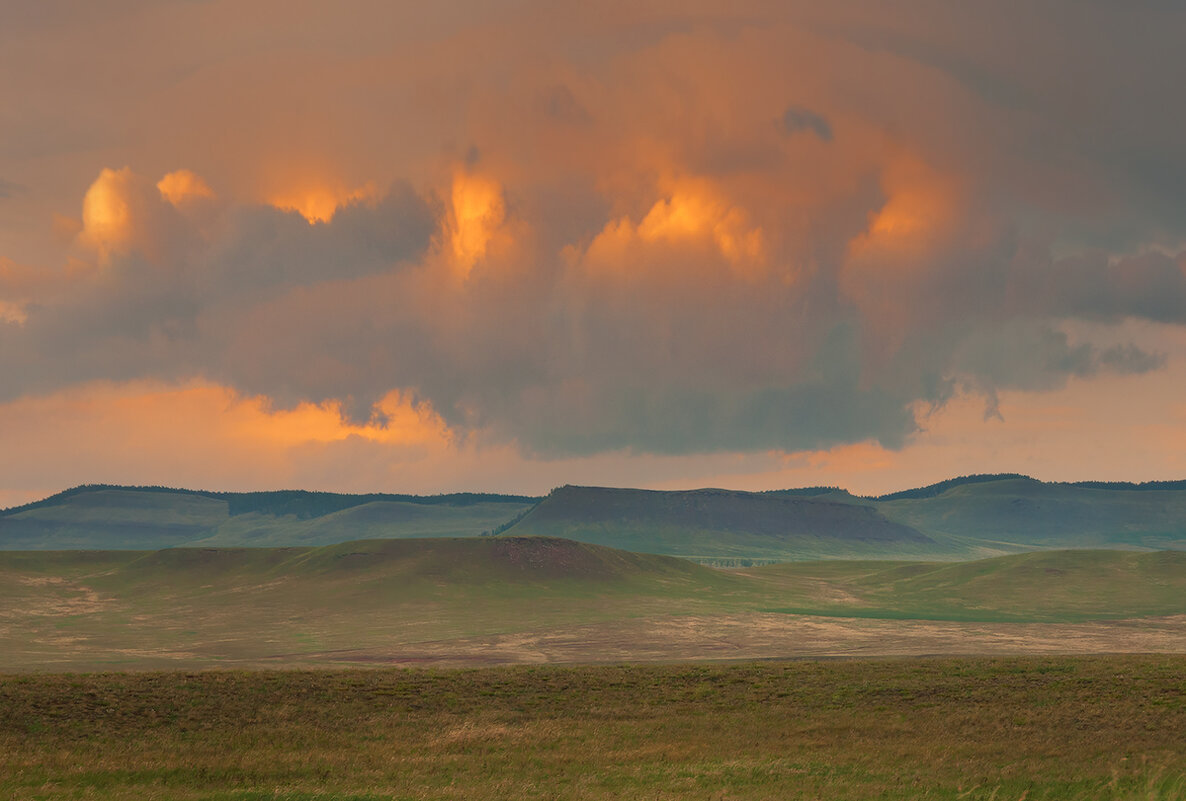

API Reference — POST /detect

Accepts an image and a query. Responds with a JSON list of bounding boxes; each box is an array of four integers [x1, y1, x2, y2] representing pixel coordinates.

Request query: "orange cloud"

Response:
[[447, 169, 507, 279], [849, 155, 964, 262], [584, 178, 765, 277], [156, 169, 215, 207], [268, 182, 377, 224], [78, 167, 196, 264], [229, 389, 453, 449], [81, 167, 137, 254], [0, 380, 462, 495]]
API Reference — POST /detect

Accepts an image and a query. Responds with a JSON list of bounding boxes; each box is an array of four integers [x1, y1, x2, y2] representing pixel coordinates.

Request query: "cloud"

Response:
[[537, 84, 591, 125], [2, 3, 1186, 468], [780, 106, 832, 141], [0, 179, 25, 199]]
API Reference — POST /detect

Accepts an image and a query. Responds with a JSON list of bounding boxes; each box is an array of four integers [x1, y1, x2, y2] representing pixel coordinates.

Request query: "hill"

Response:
[[0, 536, 747, 669], [0, 485, 537, 550], [500, 486, 941, 562], [6, 475, 1186, 561], [2, 540, 1186, 670], [873, 476, 1186, 551]]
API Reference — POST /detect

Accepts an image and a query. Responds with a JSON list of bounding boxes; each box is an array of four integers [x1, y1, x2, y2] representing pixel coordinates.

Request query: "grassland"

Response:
[[873, 477, 1186, 552], [1, 656, 1184, 800], [4, 539, 1186, 670], [743, 549, 1186, 622], [0, 488, 535, 550]]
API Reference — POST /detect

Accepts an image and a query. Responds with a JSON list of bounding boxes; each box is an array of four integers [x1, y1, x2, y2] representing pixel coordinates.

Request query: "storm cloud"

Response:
[[1, 0, 1184, 462]]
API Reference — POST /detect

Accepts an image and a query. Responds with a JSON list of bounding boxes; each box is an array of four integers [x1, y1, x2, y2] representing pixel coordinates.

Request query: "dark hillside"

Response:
[[502, 486, 935, 561], [0, 489, 228, 550], [278, 535, 714, 584], [1, 484, 539, 518], [0, 486, 537, 550], [874, 473, 1032, 501]]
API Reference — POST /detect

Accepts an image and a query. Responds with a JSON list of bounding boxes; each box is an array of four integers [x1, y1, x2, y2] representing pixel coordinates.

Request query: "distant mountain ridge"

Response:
[[1, 484, 540, 518], [873, 476, 1186, 553], [870, 473, 1186, 501], [0, 486, 539, 551], [3, 475, 1186, 559]]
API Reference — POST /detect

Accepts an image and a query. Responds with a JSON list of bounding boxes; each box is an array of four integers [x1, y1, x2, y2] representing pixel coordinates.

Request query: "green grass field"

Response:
[[2, 656, 1184, 800]]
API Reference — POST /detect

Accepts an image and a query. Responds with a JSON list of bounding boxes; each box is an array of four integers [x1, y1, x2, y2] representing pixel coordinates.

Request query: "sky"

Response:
[[2, 0, 1186, 505]]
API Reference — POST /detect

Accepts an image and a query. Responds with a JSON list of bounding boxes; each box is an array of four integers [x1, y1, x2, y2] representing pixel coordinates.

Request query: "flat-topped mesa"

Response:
[[501, 485, 934, 561], [529, 485, 928, 542]]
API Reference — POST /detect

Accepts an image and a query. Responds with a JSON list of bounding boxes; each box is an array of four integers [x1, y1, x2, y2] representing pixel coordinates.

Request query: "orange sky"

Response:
[[2, 2, 1186, 504]]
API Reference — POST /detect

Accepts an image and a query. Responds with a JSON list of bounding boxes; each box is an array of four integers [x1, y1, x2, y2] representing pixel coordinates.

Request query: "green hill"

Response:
[[0, 489, 229, 549], [6, 476, 1186, 561], [0, 486, 537, 550], [500, 485, 940, 562], [0, 536, 748, 669], [874, 476, 1186, 551]]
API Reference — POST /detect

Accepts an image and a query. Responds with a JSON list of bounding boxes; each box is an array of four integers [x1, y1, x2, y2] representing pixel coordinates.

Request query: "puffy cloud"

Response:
[[156, 169, 215, 209], [79, 167, 196, 264]]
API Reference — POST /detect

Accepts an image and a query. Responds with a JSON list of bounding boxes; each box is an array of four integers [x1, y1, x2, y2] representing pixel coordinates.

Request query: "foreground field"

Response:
[[1, 656, 1184, 800]]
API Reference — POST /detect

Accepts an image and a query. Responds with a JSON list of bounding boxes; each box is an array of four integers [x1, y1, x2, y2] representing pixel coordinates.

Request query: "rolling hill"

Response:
[[0, 485, 537, 550], [2, 538, 1185, 670], [872, 475, 1186, 551], [5, 474, 1186, 561]]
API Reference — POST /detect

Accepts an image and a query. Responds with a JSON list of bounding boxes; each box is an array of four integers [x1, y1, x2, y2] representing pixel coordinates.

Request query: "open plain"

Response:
[[3, 657, 1185, 800]]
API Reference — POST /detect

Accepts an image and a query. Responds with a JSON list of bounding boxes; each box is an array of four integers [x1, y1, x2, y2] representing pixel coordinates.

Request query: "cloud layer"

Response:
[[2, 0, 1185, 473]]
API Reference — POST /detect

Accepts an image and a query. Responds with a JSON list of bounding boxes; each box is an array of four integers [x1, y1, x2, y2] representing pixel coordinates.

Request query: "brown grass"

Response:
[[1, 656, 1185, 800]]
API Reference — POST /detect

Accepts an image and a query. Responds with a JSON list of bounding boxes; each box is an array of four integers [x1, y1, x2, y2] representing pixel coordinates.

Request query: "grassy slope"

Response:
[[744, 548, 1186, 621], [503, 485, 949, 561], [0, 537, 752, 669], [875, 477, 1186, 551], [1, 658, 1184, 801], [3, 540, 1186, 670], [189, 500, 536, 547], [0, 490, 229, 549], [0, 489, 534, 550]]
